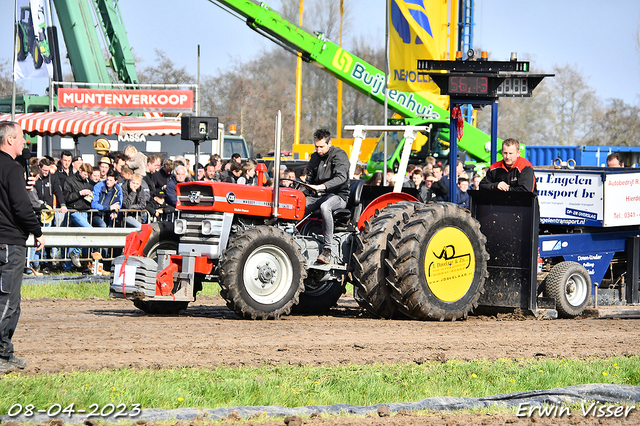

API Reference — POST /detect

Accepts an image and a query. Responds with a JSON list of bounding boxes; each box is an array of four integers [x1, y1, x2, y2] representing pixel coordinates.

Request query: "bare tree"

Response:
[[0, 59, 16, 99], [585, 98, 640, 146], [547, 64, 598, 145], [137, 49, 194, 85], [477, 79, 554, 145]]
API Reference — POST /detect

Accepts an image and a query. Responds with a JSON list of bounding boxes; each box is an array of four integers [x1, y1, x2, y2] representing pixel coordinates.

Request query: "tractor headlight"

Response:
[[174, 219, 187, 235], [201, 219, 213, 235]]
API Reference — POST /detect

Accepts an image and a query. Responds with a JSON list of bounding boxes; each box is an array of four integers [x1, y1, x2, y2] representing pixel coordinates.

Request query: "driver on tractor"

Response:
[[304, 129, 350, 264]]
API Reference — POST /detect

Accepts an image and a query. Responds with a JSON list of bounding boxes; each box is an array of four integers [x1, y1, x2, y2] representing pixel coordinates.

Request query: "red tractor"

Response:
[[110, 118, 490, 320]]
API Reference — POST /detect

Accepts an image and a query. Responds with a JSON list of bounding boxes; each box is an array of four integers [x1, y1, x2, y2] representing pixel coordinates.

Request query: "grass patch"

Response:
[[1, 357, 638, 414], [21, 281, 221, 300]]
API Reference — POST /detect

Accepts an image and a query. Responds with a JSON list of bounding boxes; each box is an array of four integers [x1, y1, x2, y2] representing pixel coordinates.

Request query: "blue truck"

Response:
[[526, 145, 640, 168]]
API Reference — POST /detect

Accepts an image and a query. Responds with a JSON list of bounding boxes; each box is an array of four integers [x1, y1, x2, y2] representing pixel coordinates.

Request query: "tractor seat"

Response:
[[333, 179, 364, 230]]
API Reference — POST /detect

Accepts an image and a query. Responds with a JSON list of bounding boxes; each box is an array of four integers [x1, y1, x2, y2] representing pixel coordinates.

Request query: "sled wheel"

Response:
[[352, 201, 416, 318], [132, 300, 189, 315], [389, 202, 489, 321], [544, 261, 590, 318], [293, 275, 344, 314], [219, 226, 306, 320]]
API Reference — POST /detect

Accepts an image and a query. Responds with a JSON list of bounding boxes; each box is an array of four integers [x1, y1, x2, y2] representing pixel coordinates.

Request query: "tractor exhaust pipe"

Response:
[[272, 110, 282, 218]]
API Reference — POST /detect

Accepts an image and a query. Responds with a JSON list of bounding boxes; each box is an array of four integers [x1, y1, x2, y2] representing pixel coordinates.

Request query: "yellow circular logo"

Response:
[[423, 227, 476, 302]]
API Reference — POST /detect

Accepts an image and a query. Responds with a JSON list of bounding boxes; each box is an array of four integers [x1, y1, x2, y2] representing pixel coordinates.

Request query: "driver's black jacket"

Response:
[[305, 145, 350, 202]]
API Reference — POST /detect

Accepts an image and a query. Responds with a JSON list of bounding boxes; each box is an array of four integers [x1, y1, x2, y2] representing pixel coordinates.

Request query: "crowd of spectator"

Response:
[[26, 147, 268, 272], [28, 146, 485, 272], [361, 156, 482, 209]]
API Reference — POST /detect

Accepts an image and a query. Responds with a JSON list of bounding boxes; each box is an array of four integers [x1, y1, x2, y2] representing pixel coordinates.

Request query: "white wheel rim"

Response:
[[243, 244, 294, 305], [565, 272, 588, 307]]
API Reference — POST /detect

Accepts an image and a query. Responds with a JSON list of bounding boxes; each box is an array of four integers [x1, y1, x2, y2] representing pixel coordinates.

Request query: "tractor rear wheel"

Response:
[[219, 226, 306, 319], [389, 203, 488, 321], [352, 201, 415, 318], [544, 261, 590, 318]]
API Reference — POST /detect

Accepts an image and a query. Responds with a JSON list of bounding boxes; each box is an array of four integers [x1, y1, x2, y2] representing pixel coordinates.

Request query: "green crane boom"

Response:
[[52, 0, 138, 85], [208, 0, 492, 163]]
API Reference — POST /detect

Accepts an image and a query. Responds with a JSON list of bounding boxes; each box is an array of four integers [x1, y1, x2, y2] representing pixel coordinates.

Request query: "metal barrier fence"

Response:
[[25, 208, 154, 273]]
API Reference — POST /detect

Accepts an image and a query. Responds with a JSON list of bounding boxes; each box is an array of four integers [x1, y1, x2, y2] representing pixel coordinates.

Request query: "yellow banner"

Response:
[[388, 0, 449, 109]]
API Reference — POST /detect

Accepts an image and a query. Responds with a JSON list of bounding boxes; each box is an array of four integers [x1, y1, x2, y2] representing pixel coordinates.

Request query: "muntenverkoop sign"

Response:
[[58, 88, 194, 112]]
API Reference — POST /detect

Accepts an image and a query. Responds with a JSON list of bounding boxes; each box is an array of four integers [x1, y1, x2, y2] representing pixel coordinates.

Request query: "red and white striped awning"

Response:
[[0, 111, 182, 137]]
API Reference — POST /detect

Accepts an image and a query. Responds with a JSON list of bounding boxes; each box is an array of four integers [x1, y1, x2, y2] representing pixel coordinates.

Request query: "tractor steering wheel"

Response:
[[280, 179, 322, 197]]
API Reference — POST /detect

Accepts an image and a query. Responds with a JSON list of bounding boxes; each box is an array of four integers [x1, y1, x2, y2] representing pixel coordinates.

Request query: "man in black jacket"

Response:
[[0, 121, 45, 372], [479, 138, 537, 193], [304, 129, 349, 264]]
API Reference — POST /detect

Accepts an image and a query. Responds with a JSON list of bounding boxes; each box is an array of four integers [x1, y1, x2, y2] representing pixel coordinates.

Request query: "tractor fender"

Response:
[[357, 192, 419, 232]]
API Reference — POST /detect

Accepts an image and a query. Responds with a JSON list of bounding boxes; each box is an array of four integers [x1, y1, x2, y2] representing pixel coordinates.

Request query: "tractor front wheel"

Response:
[[220, 226, 306, 319]]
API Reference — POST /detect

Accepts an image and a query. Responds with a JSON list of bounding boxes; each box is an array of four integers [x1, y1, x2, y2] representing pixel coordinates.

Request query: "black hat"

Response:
[[154, 189, 165, 198]]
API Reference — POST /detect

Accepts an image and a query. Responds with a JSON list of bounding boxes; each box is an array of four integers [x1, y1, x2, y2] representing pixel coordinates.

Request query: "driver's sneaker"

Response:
[[316, 248, 331, 264], [1, 355, 27, 370]]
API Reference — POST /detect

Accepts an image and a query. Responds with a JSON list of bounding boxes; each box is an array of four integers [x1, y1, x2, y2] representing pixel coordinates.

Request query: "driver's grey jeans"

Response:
[[305, 194, 347, 252]]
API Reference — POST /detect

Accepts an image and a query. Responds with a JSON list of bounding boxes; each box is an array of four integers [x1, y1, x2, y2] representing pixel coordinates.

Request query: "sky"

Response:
[[2, 0, 640, 107]]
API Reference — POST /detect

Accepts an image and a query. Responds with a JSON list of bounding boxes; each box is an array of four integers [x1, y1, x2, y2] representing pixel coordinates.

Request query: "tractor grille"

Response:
[[177, 211, 231, 259], [178, 184, 215, 207]]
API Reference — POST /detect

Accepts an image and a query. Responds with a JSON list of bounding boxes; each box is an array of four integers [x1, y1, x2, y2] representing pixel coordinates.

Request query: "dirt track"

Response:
[[14, 294, 640, 373], [8, 295, 640, 426]]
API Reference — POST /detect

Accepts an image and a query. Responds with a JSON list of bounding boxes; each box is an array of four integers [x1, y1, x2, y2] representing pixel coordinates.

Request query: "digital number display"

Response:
[[496, 78, 529, 95], [448, 76, 489, 94]]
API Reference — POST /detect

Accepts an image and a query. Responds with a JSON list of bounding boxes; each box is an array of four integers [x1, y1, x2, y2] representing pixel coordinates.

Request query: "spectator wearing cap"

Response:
[[146, 189, 174, 221], [71, 155, 83, 174], [98, 156, 112, 181], [124, 145, 147, 176], [194, 163, 205, 181], [165, 165, 190, 207], [91, 169, 123, 227]]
